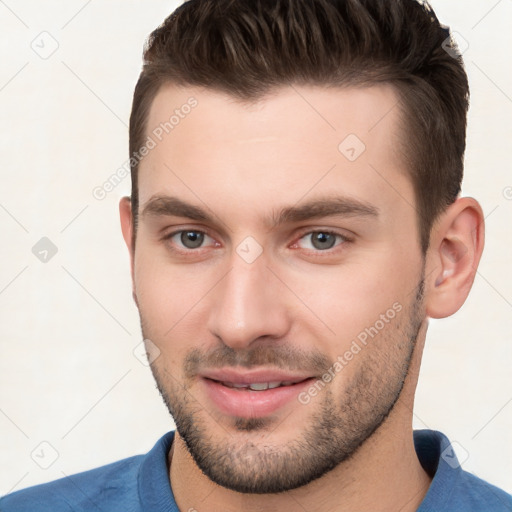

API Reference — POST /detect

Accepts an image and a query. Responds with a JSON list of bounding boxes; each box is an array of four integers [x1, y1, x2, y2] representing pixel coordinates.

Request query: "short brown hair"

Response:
[[129, 0, 469, 253]]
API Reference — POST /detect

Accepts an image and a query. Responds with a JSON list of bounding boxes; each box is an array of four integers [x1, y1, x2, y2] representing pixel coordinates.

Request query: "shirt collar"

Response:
[[137, 429, 460, 511]]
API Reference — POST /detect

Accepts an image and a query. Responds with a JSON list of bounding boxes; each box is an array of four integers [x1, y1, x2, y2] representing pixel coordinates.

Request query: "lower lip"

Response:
[[201, 378, 314, 418]]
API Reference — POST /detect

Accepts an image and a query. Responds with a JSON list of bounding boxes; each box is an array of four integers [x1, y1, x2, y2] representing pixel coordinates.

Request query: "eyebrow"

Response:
[[140, 194, 379, 227], [141, 196, 210, 221], [269, 196, 379, 226]]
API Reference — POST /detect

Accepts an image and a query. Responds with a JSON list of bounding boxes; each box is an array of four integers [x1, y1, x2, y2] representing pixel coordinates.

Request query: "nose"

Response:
[[207, 254, 291, 350]]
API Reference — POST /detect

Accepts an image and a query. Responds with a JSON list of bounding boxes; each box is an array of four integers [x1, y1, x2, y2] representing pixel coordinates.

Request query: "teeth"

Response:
[[248, 382, 269, 391], [219, 380, 298, 390]]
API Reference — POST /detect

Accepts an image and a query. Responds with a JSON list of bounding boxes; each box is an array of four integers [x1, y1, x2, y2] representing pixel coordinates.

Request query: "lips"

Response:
[[200, 368, 315, 418], [201, 368, 313, 385]]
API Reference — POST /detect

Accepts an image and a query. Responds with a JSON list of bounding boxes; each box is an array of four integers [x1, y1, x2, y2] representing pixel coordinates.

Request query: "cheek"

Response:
[[133, 247, 219, 355], [134, 244, 231, 373], [283, 252, 414, 347]]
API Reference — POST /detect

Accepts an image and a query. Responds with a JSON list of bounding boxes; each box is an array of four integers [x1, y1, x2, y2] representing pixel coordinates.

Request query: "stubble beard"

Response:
[[143, 278, 425, 494]]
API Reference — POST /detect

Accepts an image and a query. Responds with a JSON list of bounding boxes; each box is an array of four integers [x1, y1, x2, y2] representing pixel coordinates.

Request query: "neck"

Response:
[[169, 323, 431, 512]]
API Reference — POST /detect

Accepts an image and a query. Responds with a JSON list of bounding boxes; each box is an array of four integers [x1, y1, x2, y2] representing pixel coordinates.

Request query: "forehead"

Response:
[[145, 83, 403, 153], [139, 83, 413, 227]]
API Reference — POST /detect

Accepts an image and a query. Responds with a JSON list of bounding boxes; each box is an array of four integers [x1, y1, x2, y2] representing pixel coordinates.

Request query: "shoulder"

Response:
[[0, 432, 176, 512], [0, 455, 144, 512], [449, 470, 512, 511], [415, 429, 512, 512]]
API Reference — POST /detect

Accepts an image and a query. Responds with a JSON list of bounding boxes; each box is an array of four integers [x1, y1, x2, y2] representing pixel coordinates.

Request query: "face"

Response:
[[128, 84, 426, 493]]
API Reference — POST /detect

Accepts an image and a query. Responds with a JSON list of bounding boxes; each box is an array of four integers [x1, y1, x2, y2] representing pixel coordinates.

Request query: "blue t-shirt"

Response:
[[1, 430, 511, 511]]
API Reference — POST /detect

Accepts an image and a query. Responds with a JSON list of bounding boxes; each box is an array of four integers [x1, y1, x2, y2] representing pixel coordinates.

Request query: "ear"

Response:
[[119, 196, 138, 306], [425, 197, 485, 319]]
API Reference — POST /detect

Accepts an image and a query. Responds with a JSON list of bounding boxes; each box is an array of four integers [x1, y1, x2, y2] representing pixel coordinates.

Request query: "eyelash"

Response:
[[161, 228, 353, 256], [292, 230, 352, 253]]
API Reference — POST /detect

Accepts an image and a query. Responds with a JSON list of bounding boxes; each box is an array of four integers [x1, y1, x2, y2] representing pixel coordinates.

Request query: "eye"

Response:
[[296, 231, 347, 251], [167, 230, 215, 250]]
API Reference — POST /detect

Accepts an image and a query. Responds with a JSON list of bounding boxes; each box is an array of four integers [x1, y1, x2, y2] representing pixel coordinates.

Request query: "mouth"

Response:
[[207, 378, 311, 391], [200, 369, 316, 418]]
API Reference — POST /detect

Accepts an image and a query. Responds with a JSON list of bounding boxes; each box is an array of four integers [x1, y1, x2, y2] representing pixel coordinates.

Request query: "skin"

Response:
[[120, 83, 484, 511]]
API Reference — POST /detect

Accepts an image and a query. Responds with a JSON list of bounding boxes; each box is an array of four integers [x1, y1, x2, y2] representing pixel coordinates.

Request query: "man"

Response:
[[2, 0, 511, 510]]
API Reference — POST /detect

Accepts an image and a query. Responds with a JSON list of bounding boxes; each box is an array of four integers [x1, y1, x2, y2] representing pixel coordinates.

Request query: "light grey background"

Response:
[[0, 0, 511, 496]]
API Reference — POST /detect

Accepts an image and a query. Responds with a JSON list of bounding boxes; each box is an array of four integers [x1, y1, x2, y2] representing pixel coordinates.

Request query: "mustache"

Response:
[[183, 344, 331, 379]]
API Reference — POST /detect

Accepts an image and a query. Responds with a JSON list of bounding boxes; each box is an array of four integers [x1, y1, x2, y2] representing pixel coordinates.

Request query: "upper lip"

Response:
[[201, 368, 314, 385]]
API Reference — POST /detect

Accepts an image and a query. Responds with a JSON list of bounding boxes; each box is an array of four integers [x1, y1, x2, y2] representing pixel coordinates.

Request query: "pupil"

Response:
[[181, 231, 204, 248], [312, 232, 335, 250]]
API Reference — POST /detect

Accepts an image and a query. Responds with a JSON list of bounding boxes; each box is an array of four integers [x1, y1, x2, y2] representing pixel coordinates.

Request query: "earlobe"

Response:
[[425, 197, 485, 319]]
